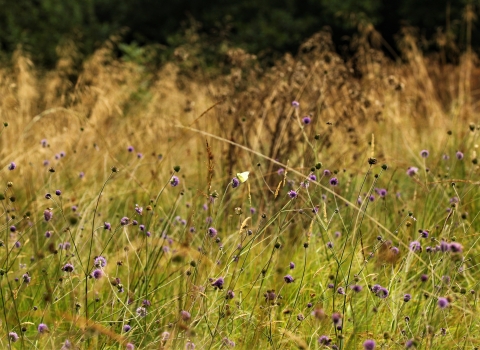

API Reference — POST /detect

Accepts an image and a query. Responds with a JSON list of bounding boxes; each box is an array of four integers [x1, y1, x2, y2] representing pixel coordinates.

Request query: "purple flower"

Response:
[[351, 285, 363, 293], [318, 335, 331, 345], [10, 225, 16, 232], [302, 116, 311, 124], [232, 177, 240, 188], [41, 139, 48, 147], [8, 162, 16, 170], [62, 263, 74, 273], [288, 190, 298, 199], [72, 205, 78, 212], [55, 189, 61, 196], [126, 343, 135, 350], [136, 306, 147, 317], [250, 207, 256, 214], [265, 290, 276, 301], [404, 294, 412, 302], [44, 209, 53, 222], [406, 167, 419, 177], [437, 297, 449, 309], [390, 246, 400, 254], [120, 217, 129, 226], [22, 273, 31, 283], [327, 242, 333, 249], [43, 160, 49, 166], [186, 341, 196, 349], [284, 274, 294, 283], [38, 323, 49, 333], [449, 242, 463, 253], [420, 150, 429, 158], [94, 256, 107, 267], [421, 274, 428, 282], [9, 332, 19, 342], [309, 174, 317, 181], [212, 277, 225, 289], [123, 325, 131, 332], [329, 177, 339, 186], [421, 230, 429, 238], [226, 289, 235, 299], [409, 241, 421, 252], [45, 231, 52, 238], [289, 262, 295, 270], [170, 176, 180, 187], [135, 205, 143, 215], [377, 188, 387, 198], [139, 224, 145, 231], [137, 153, 142, 159], [277, 168, 285, 176], [439, 240, 450, 252], [292, 101, 300, 108], [331, 312, 342, 325], [127, 146, 134, 152], [443, 154, 450, 160], [60, 151, 66, 158], [323, 169, 331, 176], [456, 151, 464, 160], [377, 287, 389, 298], [79, 172, 85, 179], [92, 269, 103, 279], [208, 227, 217, 238], [180, 310, 191, 321], [371, 284, 382, 293], [363, 339, 376, 350], [104, 222, 111, 230], [337, 287, 345, 295]]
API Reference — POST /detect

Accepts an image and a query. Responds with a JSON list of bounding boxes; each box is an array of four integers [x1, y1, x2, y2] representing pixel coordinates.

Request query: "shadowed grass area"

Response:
[[0, 30, 479, 349]]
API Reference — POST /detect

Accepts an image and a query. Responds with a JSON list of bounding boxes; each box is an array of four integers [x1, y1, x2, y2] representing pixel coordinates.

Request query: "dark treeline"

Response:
[[0, 0, 477, 67]]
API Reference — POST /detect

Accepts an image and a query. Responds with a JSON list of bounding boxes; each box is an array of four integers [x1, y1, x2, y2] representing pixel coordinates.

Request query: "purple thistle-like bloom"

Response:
[[409, 241, 421, 252], [212, 277, 225, 289], [337, 287, 345, 295], [62, 263, 74, 273], [120, 217, 129, 226], [135, 205, 143, 215], [318, 335, 331, 345], [127, 146, 134, 152], [456, 151, 464, 160], [44, 210, 53, 222], [208, 227, 217, 238], [104, 222, 111, 230], [92, 269, 103, 279], [302, 116, 311, 125], [180, 310, 191, 321], [421, 274, 428, 282], [8, 162, 16, 170], [139, 224, 145, 231], [420, 150, 429, 158], [277, 167, 285, 176], [289, 262, 295, 269], [323, 169, 331, 176], [126, 343, 135, 350], [41, 139, 48, 147], [372, 284, 382, 293], [391, 246, 400, 254], [186, 341, 196, 349], [406, 167, 418, 177], [331, 312, 342, 325], [10, 225, 16, 232], [439, 240, 450, 252], [23, 273, 31, 283], [71, 205, 78, 212], [227, 289, 235, 299], [137, 153, 143, 159], [327, 242, 333, 249], [421, 230, 429, 238], [232, 177, 240, 188], [38, 323, 49, 333], [55, 189, 61, 196], [250, 207, 256, 214], [377, 188, 387, 198], [284, 275, 294, 283], [363, 339, 376, 350], [123, 325, 131, 332], [404, 294, 412, 302], [43, 160, 49, 166], [9, 332, 19, 342], [288, 190, 298, 199], [437, 297, 449, 309], [292, 100, 300, 108], [449, 242, 463, 253], [369, 195, 375, 201], [377, 287, 389, 298], [136, 306, 147, 317], [45, 231, 52, 238], [329, 177, 339, 186], [45, 193, 52, 199], [309, 173, 317, 181], [170, 176, 180, 187], [351, 284, 363, 293], [79, 172, 84, 179], [94, 256, 107, 267]]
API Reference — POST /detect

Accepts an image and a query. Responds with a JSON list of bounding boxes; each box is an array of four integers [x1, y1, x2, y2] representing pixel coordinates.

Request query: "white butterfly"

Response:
[[236, 171, 250, 183]]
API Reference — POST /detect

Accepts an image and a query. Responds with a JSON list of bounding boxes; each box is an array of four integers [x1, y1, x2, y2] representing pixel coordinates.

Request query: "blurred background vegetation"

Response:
[[0, 0, 478, 68]]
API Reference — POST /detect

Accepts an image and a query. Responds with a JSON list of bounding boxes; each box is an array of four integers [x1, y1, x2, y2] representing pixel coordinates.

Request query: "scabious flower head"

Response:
[[406, 167, 418, 177], [226, 289, 235, 299], [329, 177, 339, 186], [289, 262, 295, 269], [331, 312, 342, 325], [136, 306, 147, 317], [377, 287, 389, 298], [318, 335, 331, 345], [302, 116, 311, 125], [371, 284, 382, 293], [456, 151, 464, 160], [186, 341, 196, 349], [420, 150, 429, 158], [439, 240, 449, 252], [323, 169, 331, 176], [139, 224, 145, 231], [327, 242, 333, 249], [404, 294, 412, 302], [170, 176, 180, 187], [208, 227, 217, 238], [377, 188, 387, 198], [92, 269, 103, 279], [23, 273, 31, 283], [41, 139, 48, 147], [309, 173, 317, 181], [284, 274, 294, 283], [351, 284, 363, 293], [38, 323, 49, 333], [390, 246, 400, 254], [123, 325, 131, 332], [231, 177, 240, 188], [8, 162, 16, 170], [212, 277, 225, 289], [79, 172, 84, 179], [104, 222, 111, 230], [363, 339, 376, 350], [94, 256, 107, 267], [44, 231, 51, 238], [292, 100, 300, 108], [135, 205, 143, 215], [120, 217, 129, 226], [9, 332, 19, 342], [10, 225, 16, 232], [288, 190, 298, 199], [437, 297, 449, 309], [127, 146, 134, 152], [126, 343, 135, 350], [409, 241, 421, 252], [421, 230, 429, 238], [44, 209, 53, 222], [337, 287, 345, 295], [421, 274, 428, 282], [449, 242, 463, 253], [180, 310, 191, 321], [62, 263, 74, 273]]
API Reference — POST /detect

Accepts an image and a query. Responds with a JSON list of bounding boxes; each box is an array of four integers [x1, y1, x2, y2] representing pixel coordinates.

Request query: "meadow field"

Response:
[[0, 30, 479, 349]]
